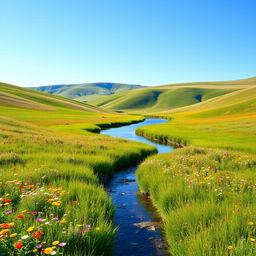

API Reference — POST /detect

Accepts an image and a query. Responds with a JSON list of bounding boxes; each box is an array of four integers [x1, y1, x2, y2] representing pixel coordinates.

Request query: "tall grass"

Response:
[[137, 147, 256, 255], [0, 117, 155, 255]]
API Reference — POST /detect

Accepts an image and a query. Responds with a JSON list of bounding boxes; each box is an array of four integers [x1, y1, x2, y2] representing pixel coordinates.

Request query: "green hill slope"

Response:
[[30, 82, 144, 102], [136, 85, 256, 152], [91, 77, 255, 113], [0, 82, 145, 134]]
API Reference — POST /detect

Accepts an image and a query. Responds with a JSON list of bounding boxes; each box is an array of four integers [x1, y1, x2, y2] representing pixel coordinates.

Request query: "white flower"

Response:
[[50, 251, 56, 255], [21, 235, 29, 239], [45, 222, 50, 225]]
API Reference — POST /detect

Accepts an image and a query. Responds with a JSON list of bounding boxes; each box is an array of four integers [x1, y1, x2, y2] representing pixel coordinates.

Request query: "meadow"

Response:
[[1, 77, 255, 255], [137, 147, 256, 255], [134, 80, 256, 255], [0, 83, 156, 255]]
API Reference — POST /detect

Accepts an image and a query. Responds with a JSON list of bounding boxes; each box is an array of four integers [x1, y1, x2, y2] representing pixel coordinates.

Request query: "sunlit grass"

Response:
[[137, 147, 256, 255]]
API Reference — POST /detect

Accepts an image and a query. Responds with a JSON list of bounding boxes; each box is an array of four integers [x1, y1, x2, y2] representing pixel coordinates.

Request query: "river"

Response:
[[101, 119, 173, 256]]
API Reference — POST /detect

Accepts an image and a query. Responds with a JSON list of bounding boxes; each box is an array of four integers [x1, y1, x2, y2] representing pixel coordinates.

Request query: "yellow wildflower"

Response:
[[9, 233, 17, 238], [27, 226, 35, 232], [44, 248, 53, 254], [52, 241, 59, 246]]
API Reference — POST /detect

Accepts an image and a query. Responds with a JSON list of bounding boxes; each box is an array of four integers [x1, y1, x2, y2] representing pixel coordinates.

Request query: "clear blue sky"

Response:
[[1, 0, 255, 86]]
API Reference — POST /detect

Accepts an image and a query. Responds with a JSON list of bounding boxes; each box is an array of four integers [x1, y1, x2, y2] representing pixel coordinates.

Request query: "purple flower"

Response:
[[36, 244, 42, 249], [81, 230, 87, 233], [5, 211, 12, 214], [36, 218, 43, 222], [58, 242, 66, 247], [51, 217, 58, 221]]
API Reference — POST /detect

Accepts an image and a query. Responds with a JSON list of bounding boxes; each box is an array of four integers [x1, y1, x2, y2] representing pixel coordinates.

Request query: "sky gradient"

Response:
[[1, 0, 255, 87]]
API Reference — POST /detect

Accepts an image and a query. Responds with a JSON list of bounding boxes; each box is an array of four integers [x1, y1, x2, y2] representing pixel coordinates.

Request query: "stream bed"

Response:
[[101, 119, 173, 256]]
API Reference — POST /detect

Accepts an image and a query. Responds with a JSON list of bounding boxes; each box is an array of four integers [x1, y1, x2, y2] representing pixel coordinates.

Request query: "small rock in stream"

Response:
[[133, 221, 160, 231]]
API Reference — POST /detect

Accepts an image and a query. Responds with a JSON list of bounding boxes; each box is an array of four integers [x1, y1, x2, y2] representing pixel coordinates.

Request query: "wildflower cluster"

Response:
[[0, 180, 97, 255]]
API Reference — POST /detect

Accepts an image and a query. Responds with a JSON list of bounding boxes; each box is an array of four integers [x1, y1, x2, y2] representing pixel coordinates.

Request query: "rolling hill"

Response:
[[91, 76, 256, 113], [30, 82, 144, 102], [0, 82, 145, 134]]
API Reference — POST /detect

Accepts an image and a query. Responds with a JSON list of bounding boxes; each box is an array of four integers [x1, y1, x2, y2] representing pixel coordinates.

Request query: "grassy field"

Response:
[[0, 83, 156, 255], [91, 77, 256, 113], [133, 78, 256, 255], [137, 147, 256, 256], [136, 86, 256, 153]]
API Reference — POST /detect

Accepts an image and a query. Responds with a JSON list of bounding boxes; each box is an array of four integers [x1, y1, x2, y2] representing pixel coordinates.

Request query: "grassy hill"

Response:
[[91, 77, 256, 113], [30, 82, 144, 102], [136, 84, 256, 152]]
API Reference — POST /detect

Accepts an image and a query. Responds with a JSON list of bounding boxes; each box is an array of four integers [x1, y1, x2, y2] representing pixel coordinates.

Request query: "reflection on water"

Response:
[[102, 119, 173, 256]]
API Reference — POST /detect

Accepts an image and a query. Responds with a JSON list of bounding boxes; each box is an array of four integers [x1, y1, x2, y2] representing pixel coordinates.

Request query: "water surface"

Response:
[[102, 119, 173, 256]]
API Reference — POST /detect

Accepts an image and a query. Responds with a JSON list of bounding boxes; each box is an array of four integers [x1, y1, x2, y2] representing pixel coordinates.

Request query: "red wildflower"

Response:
[[17, 215, 24, 219], [14, 243, 23, 249]]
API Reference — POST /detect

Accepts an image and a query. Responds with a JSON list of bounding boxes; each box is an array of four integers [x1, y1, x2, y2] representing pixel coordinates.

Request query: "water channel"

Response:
[[101, 119, 173, 256]]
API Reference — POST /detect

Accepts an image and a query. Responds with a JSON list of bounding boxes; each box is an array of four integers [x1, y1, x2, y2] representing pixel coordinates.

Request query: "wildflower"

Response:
[[36, 218, 43, 222], [72, 201, 78, 204], [17, 215, 24, 219], [58, 242, 66, 247], [21, 235, 29, 239], [52, 201, 61, 206], [1, 223, 14, 228], [0, 229, 10, 235], [51, 217, 58, 221], [227, 245, 233, 250], [249, 238, 256, 242], [248, 221, 254, 225], [44, 247, 53, 254], [5, 211, 12, 214], [27, 226, 35, 232], [36, 244, 42, 248], [51, 251, 57, 255], [52, 241, 59, 245], [76, 224, 82, 227], [33, 249, 38, 253], [14, 243, 23, 249], [95, 227, 100, 231], [9, 233, 17, 238]]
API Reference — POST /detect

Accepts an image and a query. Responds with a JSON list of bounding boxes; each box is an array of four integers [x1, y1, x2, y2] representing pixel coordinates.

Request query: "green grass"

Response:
[[136, 86, 256, 153], [91, 76, 256, 113], [137, 147, 256, 256], [0, 83, 157, 255], [132, 78, 256, 255]]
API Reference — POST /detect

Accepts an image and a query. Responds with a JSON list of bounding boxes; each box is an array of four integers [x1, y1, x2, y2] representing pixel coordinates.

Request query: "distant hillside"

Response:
[[91, 77, 256, 113], [30, 83, 144, 102]]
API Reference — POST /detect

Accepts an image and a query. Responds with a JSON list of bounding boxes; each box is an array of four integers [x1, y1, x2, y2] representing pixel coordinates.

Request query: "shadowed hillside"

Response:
[[91, 77, 256, 113]]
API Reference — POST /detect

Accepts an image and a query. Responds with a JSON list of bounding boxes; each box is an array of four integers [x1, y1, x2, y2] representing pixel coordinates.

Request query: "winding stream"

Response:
[[101, 119, 173, 256]]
